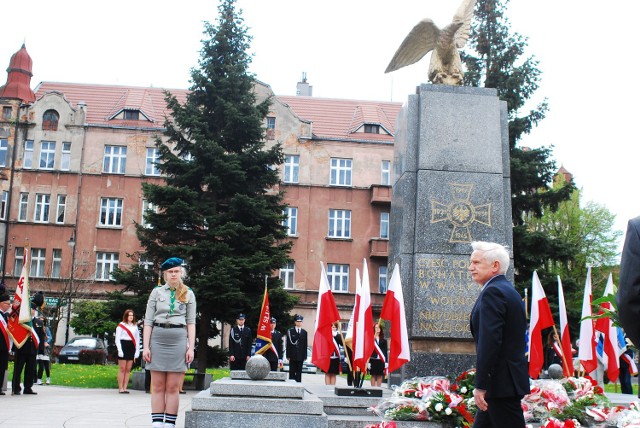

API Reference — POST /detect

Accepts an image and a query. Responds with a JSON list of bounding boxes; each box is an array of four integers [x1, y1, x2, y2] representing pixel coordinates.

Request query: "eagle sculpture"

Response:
[[385, 0, 476, 85]]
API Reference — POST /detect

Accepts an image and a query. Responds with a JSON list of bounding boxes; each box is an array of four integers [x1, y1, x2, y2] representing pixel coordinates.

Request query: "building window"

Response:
[[379, 265, 388, 294], [30, 248, 46, 278], [280, 261, 295, 289], [364, 124, 380, 134], [2, 106, 11, 120], [100, 198, 123, 226], [24, 140, 34, 169], [123, 110, 140, 120], [51, 248, 62, 278], [34, 194, 51, 223], [18, 193, 28, 221], [39, 141, 56, 169], [96, 252, 119, 281], [14, 247, 25, 276], [283, 207, 297, 236], [0, 139, 8, 167], [266, 116, 276, 129], [103, 145, 127, 174], [327, 264, 349, 293], [380, 212, 389, 239], [42, 109, 59, 131], [145, 148, 160, 176], [283, 155, 299, 184], [381, 160, 391, 185], [328, 209, 351, 239], [61, 142, 71, 171], [56, 195, 67, 224], [139, 254, 154, 271], [0, 191, 7, 220], [330, 158, 352, 186], [141, 200, 156, 228]]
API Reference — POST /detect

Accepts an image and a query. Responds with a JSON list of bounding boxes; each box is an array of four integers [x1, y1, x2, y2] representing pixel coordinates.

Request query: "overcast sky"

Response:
[[1, 0, 637, 255]]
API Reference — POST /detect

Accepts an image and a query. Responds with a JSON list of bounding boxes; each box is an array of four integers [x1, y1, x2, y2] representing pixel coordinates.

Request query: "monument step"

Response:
[[209, 377, 305, 399], [191, 390, 324, 415], [186, 410, 328, 428]]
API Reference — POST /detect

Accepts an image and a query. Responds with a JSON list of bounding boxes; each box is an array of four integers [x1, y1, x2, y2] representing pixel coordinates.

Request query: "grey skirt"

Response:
[[146, 326, 187, 372]]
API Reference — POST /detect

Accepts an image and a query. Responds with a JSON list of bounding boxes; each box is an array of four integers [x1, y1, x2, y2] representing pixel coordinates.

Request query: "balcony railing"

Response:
[[369, 238, 389, 258], [370, 184, 392, 205]]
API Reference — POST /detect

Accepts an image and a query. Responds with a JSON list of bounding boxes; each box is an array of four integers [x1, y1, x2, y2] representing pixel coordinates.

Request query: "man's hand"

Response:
[[229, 355, 235, 362], [474, 388, 488, 411]]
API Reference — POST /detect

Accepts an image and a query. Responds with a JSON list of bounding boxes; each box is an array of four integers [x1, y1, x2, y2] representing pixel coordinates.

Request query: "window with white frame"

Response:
[[328, 209, 351, 238], [327, 264, 349, 292], [145, 148, 161, 176], [379, 265, 388, 294], [13, 247, 25, 276], [266, 117, 276, 129], [30, 248, 46, 278], [0, 191, 7, 220], [139, 254, 154, 271], [34, 194, 51, 223], [56, 195, 66, 224], [61, 142, 71, 171], [100, 198, 123, 226], [283, 155, 299, 184], [39, 141, 56, 169], [279, 261, 295, 289], [330, 158, 352, 186], [103, 145, 127, 174], [380, 212, 389, 239], [24, 140, 34, 169], [381, 160, 391, 185], [18, 193, 28, 221], [51, 248, 62, 278], [0, 139, 8, 167], [141, 200, 156, 228], [96, 252, 119, 281], [283, 207, 297, 236]]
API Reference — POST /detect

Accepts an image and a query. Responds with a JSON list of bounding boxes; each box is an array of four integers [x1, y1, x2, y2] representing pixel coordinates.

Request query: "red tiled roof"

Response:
[[34, 82, 188, 128], [277, 96, 402, 143]]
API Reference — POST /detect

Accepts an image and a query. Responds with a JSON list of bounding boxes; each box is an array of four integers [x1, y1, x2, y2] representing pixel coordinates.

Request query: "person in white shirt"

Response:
[[115, 309, 140, 393]]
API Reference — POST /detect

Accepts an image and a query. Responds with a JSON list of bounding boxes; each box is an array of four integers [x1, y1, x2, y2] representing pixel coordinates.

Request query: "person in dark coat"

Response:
[[618, 216, 640, 350], [369, 323, 387, 387], [324, 322, 342, 385], [265, 317, 283, 371], [0, 285, 11, 395], [469, 242, 529, 428], [11, 291, 44, 395], [228, 313, 252, 370], [286, 314, 307, 382]]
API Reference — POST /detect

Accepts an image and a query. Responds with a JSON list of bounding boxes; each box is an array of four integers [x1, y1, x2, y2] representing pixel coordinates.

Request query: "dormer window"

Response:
[[364, 124, 380, 134], [42, 109, 59, 131], [123, 110, 140, 120]]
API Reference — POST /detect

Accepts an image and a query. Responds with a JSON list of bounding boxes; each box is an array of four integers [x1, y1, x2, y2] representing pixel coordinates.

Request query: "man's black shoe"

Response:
[[11, 391, 20, 396], [23, 390, 37, 395]]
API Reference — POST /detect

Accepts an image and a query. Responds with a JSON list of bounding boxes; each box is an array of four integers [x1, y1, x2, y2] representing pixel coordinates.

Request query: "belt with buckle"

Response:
[[153, 322, 185, 329]]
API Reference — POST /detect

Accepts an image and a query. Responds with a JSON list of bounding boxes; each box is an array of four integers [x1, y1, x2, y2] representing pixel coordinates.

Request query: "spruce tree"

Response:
[[136, 0, 295, 371], [461, 0, 575, 290]]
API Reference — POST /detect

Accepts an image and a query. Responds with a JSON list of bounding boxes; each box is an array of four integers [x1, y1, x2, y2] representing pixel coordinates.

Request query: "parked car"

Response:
[[282, 346, 318, 374], [57, 336, 107, 365]]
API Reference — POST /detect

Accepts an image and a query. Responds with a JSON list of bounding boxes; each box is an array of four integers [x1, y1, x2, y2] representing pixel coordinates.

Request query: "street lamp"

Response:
[[65, 231, 76, 344]]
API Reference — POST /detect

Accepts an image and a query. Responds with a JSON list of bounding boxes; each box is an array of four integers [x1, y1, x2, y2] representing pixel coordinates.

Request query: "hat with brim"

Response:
[[294, 314, 303, 321], [161, 257, 183, 271], [237, 313, 246, 320], [270, 317, 277, 323], [31, 291, 44, 310]]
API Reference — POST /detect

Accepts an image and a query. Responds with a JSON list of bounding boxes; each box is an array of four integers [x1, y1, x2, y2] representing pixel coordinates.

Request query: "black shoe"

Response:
[[23, 390, 37, 395], [0, 391, 6, 395], [11, 391, 20, 396]]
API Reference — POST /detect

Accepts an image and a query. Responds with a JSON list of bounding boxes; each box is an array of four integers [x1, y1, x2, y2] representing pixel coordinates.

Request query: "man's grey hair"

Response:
[[471, 241, 510, 274]]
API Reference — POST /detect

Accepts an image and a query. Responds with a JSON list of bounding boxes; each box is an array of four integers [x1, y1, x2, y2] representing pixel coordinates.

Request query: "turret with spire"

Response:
[[0, 44, 36, 103]]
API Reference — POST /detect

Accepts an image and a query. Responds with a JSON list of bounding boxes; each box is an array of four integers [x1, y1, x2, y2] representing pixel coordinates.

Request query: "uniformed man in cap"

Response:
[[12, 291, 43, 395], [286, 314, 308, 382], [228, 313, 252, 370], [265, 317, 283, 371]]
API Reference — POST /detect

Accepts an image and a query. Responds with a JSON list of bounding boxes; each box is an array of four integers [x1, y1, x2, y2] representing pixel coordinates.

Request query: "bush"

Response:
[[205, 345, 229, 368], [79, 349, 106, 365]]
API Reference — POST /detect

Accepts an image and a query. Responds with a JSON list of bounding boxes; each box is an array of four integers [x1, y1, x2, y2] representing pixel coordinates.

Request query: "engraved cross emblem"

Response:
[[430, 183, 492, 243]]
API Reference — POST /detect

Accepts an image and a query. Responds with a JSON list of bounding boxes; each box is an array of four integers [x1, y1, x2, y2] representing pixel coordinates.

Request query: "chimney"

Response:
[[296, 72, 312, 96]]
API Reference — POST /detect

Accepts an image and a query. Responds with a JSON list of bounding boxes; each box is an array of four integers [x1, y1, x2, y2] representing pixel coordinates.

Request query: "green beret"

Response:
[[160, 257, 184, 271]]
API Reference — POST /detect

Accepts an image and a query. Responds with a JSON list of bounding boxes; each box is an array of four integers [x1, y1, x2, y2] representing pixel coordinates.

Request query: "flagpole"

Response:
[[552, 324, 572, 377]]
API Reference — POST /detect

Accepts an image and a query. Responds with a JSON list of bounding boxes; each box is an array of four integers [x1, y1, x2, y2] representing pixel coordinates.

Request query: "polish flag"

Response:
[[578, 267, 598, 374], [557, 276, 574, 377], [594, 273, 620, 382], [352, 259, 374, 373], [380, 263, 410, 373], [311, 262, 341, 372], [528, 271, 556, 378]]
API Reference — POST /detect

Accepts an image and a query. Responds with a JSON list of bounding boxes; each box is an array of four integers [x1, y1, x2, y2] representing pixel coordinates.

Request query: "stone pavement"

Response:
[[0, 372, 350, 428]]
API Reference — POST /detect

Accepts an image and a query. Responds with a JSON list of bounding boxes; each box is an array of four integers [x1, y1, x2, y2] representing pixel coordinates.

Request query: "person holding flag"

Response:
[[254, 284, 276, 370], [323, 322, 343, 385], [368, 322, 387, 387], [11, 291, 43, 395], [0, 284, 11, 395]]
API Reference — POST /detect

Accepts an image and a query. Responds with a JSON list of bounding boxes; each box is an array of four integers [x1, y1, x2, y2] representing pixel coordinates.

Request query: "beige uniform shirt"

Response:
[[144, 285, 196, 326]]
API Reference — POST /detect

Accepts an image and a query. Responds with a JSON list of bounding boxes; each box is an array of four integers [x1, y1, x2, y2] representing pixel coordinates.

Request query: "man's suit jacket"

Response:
[[265, 329, 283, 365], [470, 274, 529, 398], [286, 328, 307, 361], [618, 216, 640, 348], [228, 325, 252, 359]]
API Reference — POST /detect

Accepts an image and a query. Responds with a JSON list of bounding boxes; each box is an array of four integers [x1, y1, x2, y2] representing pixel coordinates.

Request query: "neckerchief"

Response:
[[168, 287, 176, 315]]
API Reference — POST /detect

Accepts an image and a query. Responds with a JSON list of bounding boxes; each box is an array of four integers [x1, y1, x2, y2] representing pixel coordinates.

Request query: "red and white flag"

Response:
[[311, 262, 341, 373], [352, 259, 374, 373], [7, 249, 34, 348], [254, 284, 272, 356], [595, 273, 620, 382], [578, 267, 598, 374], [528, 271, 555, 379], [380, 263, 410, 373], [557, 276, 574, 377]]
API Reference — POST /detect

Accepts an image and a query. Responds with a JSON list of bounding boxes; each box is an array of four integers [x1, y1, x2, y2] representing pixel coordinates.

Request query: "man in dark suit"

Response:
[[228, 313, 252, 370], [265, 317, 283, 371], [12, 292, 44, 395], [469, 241, 529, 428], [618, 216, 640, 349], [286, 314, 307, 382]]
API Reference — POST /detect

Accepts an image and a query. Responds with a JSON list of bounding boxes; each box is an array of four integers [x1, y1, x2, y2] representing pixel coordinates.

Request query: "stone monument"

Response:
[[388, 83, 513, 384]]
